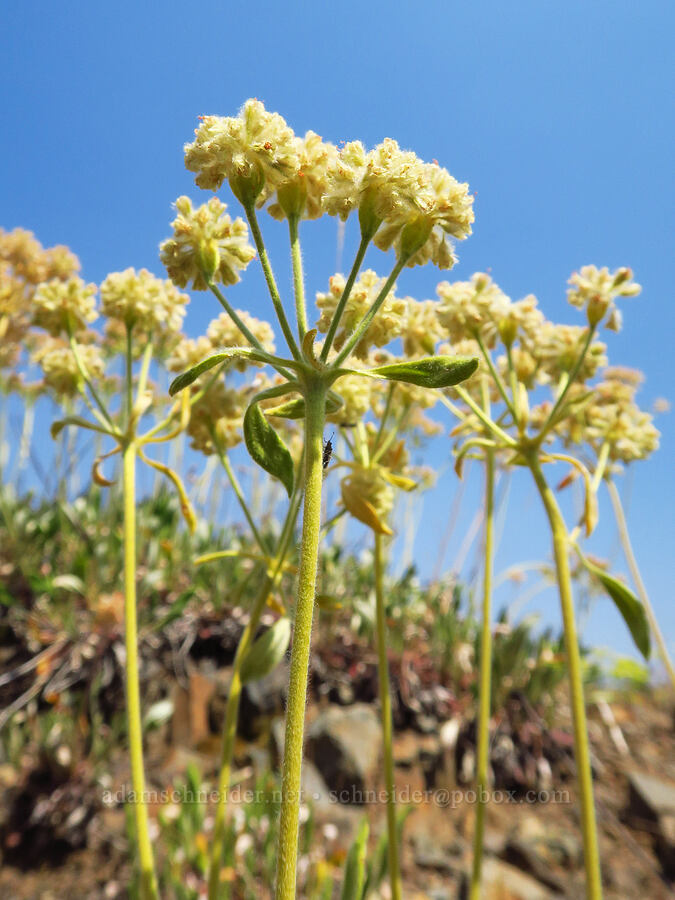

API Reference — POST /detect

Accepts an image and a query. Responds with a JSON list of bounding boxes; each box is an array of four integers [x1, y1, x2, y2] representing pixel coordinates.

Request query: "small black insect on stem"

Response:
[[322, 432, 335, 470]]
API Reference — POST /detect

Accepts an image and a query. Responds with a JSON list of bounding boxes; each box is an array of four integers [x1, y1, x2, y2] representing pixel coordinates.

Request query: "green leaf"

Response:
[[243, 401, 294, 496], [240, 617, 291, 684], [359, 355, 479, 389], [266, 391, 344, 420], [341, 818, 369, 900], [580, 556, 650, 659], [168, 348, 262, 396], [50, 416, 113, 439]]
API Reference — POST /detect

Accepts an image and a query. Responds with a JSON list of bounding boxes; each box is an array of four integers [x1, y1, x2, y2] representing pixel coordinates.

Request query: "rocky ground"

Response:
[[0, 614, 674, 898]]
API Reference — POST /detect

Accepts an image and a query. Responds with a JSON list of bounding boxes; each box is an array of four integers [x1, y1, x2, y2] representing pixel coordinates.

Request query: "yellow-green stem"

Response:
[[374, 532, 402, 900], [288, 216, 308, 341], [320, 232, 371, 362], [122, 442, 158, 900], [244, 204, 301, 361], [528, 456, 602, 900], [470, 448, 495, 900], [606, 478, 675, 690], [275, 381, 326, 900]]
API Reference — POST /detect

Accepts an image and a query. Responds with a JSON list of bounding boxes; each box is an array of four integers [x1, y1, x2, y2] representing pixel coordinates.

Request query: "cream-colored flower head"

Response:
[[559, 371, 660, 463], [268, 131, 338, 221], [207, 310, 276, 371], [436, 273, 511, 348], [315, 270, 407, 361], [160, 196, 256, 290], [187, 381, 248, 455], [33, 276, 98, 336], [497, 294, 545, 349], [534, 322, 607, 385], [373, 162, 473, 269], [497, 347, 539, 388], [328, 371, 373, 426], [184, 100, 300, 205], [341, 464, 395, 522], [567, 265, 640, 331], [403, 299, 444, 357], [100, 268, 188, 336], [36, 336, 105, 397], [167, 335, 214, 375], [324, 142, 473, 268]]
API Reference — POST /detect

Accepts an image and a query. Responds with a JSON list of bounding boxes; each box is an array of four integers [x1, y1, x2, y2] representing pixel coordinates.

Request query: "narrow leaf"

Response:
[[139, 449, 197, 532], [240, 617, 291, 684], [51, 416, 114, 439], [341, 818, 369, 900], [355, 355, 478, 389], [169, 348, 260, 396], [243, 402, 294, 496], [580, 555, 650, 659]]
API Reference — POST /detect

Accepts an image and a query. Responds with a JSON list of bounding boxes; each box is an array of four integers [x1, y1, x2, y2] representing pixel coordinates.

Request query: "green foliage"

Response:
[[243, 401, 295, 497]]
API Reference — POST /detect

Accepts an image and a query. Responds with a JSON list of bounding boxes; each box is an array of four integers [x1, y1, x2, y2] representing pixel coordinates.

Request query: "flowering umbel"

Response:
[[159, 196, 256, 290]]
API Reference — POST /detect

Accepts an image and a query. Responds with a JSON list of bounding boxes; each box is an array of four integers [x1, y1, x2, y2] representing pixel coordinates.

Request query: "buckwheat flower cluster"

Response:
[[100, 268, 189, 336], [207, 310, 276, 370], [316, 270, 407, 360], [167, 335, 214, 377], [160, 196, 256, 290], [497, 346, 539, 388], [496, 294, 545, 349], [186, 381, 247, 455], [435, 274, 511, 348], [403, 299, 444, 357], [567, 265, 641, 331], [33, 277, 98, 336], [560, 370, 660, 463], [184, 100, 299, 204], [341, 464, 395, 522], [328, 371, 373, 426], [534, 323, 607, 384], [324, 140, 474, 268], [36, 337, 105, 397], [268, 131, 338, 221]]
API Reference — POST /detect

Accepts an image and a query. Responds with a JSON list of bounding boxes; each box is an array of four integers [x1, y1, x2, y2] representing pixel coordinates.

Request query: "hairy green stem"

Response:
[[244, 204, 301, 360], [288, 216, 308, 341], [539, 326, 595, 440], [470, 448, 495, 900], [320, 233, 371, 362], [374, 532, 403, 900], [528, 456, 602, 899], [474, 331, 516, 420], [606, 478, 675, 690], [122, 442, 158, 900], [276, 381, 326, 900], [67, 330, 116, 431], [453, 385, 517, 447]]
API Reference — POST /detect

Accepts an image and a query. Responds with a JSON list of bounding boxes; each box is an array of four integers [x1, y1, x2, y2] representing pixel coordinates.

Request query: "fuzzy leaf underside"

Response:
[[243, 401, 294, 497]]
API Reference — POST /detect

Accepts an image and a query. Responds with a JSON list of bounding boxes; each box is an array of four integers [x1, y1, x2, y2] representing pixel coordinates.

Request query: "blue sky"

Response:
[[1, 1, 673, 665]]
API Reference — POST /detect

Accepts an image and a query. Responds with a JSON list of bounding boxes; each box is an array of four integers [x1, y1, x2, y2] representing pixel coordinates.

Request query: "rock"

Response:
[[502, 839, 566, 893], [306, 703, 382, 803], [626, 770, 675, 824], [300, 760, 332, 811], [657, 814, 675, 877], [480, 858, 557, 899]]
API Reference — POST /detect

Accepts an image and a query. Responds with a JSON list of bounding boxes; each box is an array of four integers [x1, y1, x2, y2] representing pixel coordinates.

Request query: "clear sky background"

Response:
[[1, 1, 673, 667]]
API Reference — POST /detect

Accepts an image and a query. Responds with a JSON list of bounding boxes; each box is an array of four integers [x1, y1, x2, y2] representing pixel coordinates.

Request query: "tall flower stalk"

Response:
[[436, 266, 651, 900], [165, 99, 477, 899], [31, 267, 196, 900], [469, 443, 495, 900]]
